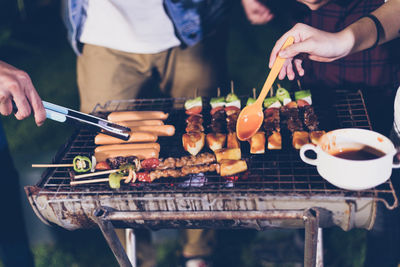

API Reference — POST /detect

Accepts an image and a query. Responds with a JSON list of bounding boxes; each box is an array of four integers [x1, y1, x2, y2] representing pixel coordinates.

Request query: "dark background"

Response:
[[0, 1, 366, 266]]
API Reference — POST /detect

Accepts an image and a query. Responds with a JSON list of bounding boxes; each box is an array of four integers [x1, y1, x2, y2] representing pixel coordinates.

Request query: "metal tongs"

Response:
[[43, 101, 131, 140], [13, 101, 131, 140]]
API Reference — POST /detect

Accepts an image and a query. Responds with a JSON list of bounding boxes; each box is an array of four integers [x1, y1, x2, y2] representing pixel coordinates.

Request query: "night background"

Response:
[[0, 1, 366, 266]]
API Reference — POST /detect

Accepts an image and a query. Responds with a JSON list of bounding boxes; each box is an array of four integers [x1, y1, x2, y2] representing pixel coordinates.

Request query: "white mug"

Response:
[[300, 128, 400, 190]]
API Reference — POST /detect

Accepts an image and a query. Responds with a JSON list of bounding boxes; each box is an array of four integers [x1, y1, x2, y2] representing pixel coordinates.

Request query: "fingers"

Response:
[[23, 74, 46, 126], [294, 58, 304, 76], [269, 34, 289, 68], [0, 94, 12, 116]]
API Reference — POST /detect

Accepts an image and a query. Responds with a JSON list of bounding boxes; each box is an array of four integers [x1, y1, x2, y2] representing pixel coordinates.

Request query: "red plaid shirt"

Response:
[[299, 0, 400, 91]]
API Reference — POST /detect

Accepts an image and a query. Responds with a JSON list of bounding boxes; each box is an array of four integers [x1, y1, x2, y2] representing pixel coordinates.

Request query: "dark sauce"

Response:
[[331, 147, 386, 160]]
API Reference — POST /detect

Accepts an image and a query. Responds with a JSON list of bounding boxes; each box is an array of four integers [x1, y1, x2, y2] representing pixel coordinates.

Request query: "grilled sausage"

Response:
[[95, 148, 159, 162], [114, 120, 164, 127], [95, 132, 158, 145], [94, 143, 160, 153], [129, 125, 175, 136], [108, 111, 169, 122]]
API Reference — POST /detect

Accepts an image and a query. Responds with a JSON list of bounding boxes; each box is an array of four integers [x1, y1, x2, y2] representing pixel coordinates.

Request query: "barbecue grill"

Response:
[[25, 89, 398, 267]]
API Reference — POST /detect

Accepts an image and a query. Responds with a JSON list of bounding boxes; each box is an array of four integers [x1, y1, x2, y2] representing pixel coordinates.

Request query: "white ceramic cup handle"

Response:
[[300, 144, 319, 166], [392, 147, 400, 169]]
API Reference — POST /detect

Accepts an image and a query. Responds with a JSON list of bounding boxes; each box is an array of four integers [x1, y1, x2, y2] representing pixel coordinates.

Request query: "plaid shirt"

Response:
[[299, 0, 400, 91]]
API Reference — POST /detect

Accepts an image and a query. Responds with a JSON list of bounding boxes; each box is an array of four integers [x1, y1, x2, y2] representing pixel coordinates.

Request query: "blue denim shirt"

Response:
[[62, 0, 231, 55]]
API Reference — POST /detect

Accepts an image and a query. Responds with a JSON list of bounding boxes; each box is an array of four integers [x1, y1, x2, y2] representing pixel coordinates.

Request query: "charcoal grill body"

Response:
[[25, 90, 398, 267]]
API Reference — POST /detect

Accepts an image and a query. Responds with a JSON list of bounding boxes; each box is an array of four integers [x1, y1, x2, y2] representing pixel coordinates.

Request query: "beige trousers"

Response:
[[77, 38, 227, 113], [77, 36, 227, 265]]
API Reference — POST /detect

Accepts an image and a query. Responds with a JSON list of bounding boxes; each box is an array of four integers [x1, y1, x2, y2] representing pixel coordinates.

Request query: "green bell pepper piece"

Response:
[[225, 93, 239, 103], [184, 96, 202, 110], [276, 88, 291, 103], [73, 156, 92, 173], [263, 97, 280, 108], [246, 97, 256, 106], [109, 172, 124, 189], [294, 90, 311, 100]]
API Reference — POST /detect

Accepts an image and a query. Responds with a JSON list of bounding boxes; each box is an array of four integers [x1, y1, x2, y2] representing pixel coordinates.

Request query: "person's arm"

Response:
[[0, 60, 46, 126], [269, 0, 400, 80]]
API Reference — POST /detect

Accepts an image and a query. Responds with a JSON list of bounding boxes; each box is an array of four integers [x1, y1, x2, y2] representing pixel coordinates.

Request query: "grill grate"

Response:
[[35, 90, 397, 210]]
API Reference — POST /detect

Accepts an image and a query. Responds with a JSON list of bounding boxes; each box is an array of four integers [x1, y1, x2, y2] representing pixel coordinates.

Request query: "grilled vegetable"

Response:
[[73, 156, 92, 173], [215, 148, 241, 162], [225, 93, 241, 109], [294, 90, 312, 105], [219, 159, 248, 176], [246, 97, 256, 106], [263, 96, 281, 109], [109, 172, 124, 189], [210, 97, 225, 109], [184, 96, 202, 110], [95, 161, 111, 170], [276, 88, 291, 105]]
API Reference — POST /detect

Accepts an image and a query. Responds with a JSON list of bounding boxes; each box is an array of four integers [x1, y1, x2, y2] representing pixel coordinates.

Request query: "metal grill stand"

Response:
[[93, 206, 323, 267]]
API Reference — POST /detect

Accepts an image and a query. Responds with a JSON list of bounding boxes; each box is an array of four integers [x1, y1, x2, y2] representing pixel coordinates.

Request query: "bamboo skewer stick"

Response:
[[252, 88, 256, 99], [297, 80, 302, 90], [217, 87, 221, 98], [73, 169, 119, 179], [270, 85, 274, 97], [32, 164, 73, 168], [70, 178, 109, 186], [194, 88, 198, 98], [70, 174, 129, 186], [230, 80, 234, 94]]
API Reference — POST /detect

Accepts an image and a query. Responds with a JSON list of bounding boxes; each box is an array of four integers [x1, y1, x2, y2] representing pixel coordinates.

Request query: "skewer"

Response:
[[74, 169, 119, 179], [252, 88, 256, 99], [270, 85, 274, 97], [217, 87, 221, 98], [297, 80, 302, 90], [70, 177, 109, 186], [194, 88, 198, 98], [277, 83, 282, 89], [230, 80, 234, 94], [32, 164, 73, 168]]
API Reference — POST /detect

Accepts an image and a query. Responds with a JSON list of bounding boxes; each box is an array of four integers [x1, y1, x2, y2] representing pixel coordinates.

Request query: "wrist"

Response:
[[336, 28, 355, 58]]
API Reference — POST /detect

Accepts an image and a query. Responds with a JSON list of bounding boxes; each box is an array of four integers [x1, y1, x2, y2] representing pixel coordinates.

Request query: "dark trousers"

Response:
[[0, 146, 34, 267]]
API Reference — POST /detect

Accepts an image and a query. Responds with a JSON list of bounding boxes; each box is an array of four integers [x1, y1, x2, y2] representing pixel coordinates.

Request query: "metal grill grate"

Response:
[[35, 90, 397, 210]]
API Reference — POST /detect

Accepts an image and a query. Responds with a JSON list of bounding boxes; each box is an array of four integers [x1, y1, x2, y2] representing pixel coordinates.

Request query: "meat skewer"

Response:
[[249, 87, 266, 153], [294, 88, 326, 144], [182, 90, 205, 156], [207, 88, 227, 151], [260, 85, 282, 150], [225, 82, 241, 149]]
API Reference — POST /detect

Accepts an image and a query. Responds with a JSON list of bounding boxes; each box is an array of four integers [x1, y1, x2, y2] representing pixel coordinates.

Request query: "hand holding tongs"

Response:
[[14, 101, 131, 140]]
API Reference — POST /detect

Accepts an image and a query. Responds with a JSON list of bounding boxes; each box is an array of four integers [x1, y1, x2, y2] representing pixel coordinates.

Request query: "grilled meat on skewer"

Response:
[[157, 152, 216, 170]]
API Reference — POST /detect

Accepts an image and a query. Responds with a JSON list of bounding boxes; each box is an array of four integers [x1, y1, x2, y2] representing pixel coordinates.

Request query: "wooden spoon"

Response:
[[236, 36, 294, 141]]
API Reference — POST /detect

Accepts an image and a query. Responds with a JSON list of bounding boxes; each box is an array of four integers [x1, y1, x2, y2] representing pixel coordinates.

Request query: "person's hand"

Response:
[[269, 23, 353, 80], [242, 0, 274, 25], [0, 60, 46, 126]]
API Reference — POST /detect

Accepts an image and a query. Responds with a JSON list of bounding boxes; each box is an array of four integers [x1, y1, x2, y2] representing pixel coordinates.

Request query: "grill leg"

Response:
[[94, 211, 133, 267], [304, 209, 319, 267], [126, 229, 137, 267], [316, 228, 324, 267]]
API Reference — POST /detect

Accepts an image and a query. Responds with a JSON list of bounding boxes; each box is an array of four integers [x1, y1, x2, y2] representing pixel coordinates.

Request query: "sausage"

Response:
[[114, 120, 164, 127], [95, 148, 159, 162], [95, 132, 158, 145], [129, 125, 175, 136], [95, 143, 160, 153], [108, 111, 169, 122]]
